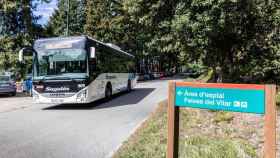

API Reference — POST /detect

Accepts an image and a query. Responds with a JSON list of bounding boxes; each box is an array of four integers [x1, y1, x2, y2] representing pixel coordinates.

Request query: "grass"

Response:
[[112, 101, 168, 158], [113, 71, 278, 158], [213, 111, 235, 123], [184, 69, 213, 83], [276, 92, 280, 107], [196, 69, 213, 82], [180, 136, 256, 158], [113, 101, 257, 158]]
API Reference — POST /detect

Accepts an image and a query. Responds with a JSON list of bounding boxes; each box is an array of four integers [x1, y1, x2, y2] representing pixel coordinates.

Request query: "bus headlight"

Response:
[[78, 84, 86, 88], [76, 89, 87, 102]]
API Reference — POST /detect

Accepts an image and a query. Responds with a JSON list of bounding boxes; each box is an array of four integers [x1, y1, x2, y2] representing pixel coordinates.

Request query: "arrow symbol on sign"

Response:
[[177, 90, 183, 96]]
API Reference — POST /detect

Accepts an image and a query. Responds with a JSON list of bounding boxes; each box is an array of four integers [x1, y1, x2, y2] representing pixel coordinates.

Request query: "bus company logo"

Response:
[[45, 87, 70, 92]]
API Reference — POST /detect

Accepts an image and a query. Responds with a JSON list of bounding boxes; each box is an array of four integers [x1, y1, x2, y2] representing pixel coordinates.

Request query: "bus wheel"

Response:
[[105, 84, 112, 100], [127, 80, 132, 92]]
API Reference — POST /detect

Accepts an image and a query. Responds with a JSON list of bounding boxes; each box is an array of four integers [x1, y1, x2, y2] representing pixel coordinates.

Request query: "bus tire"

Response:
[[127, 80, 132, 92], [105, 83, 112, 100]]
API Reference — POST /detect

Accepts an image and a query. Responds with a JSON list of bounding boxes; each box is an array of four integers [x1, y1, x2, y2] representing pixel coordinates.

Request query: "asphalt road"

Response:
[[0, 80, 169, 158]]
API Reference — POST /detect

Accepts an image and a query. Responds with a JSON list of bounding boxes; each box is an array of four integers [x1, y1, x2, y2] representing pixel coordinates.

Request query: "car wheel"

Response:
[[105, 83, 112, 100], [11, 92, 16, 97], [127, 80, 132, 92]]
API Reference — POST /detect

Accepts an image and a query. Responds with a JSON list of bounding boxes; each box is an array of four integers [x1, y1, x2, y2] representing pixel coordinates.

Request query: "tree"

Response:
[[122, 0, 181, 72], [0, 0, 49, 74], [171, 0, 279, 83], [47, 0, 87, 36], [85, 0, 124, 43]]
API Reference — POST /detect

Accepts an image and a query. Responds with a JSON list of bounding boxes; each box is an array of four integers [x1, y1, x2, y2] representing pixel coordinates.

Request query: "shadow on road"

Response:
[[43, 88, 155, 110], [0, 94, 11, 98], [0, 93, 30, 98]]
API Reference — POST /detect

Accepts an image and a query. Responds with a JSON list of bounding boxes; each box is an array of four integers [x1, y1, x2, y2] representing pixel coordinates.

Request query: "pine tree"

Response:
[[84, 0, 125, 43], [0, 0, 48, 72], [171, 0, 280, 82], [47, 0, 87, 36]]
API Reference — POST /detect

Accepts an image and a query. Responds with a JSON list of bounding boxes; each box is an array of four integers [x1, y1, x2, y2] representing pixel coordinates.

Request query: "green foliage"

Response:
[[0, 0, 46, 38], [113, 102, 257, 158], [171, 0, 280, 83], [121, 0, 181, 71], [84, 0, 131, 49], [180, 136, 256, 158], [0, 0, 48, 78], [1, 0, 279, 82], [49, 0, 280, 81], [47, 0, 86, 36], [213, 111, 234, 123], [276, 92, 280, 107]]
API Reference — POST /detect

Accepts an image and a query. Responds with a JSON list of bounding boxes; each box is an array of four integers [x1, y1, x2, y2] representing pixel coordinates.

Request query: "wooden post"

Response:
[[167, 81, 180, 158], [264, 85, 276, 158]]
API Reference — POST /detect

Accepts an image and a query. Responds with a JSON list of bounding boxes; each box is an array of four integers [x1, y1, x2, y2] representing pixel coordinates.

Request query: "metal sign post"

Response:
[[167, 81, 276, 158]]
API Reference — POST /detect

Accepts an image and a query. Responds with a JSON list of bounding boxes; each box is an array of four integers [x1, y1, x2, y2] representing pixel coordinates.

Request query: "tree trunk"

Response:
[[216, 66, 223, 83]]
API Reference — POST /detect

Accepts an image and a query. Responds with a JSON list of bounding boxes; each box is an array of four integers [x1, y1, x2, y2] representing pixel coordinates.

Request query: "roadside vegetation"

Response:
[[113, 101, 258, 158], [1, 0, 279, 84], [114, 72, 280, 158], [276, 93, 280, 107]]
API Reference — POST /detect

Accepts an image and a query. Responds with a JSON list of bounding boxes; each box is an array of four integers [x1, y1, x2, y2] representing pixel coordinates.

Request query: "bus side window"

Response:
[[89, 58, 98, 80], [90, 59, 97, 70]]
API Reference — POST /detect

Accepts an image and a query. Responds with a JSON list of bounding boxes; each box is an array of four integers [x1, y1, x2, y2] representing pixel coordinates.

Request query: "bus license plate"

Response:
[[51, 99, 64, 104]]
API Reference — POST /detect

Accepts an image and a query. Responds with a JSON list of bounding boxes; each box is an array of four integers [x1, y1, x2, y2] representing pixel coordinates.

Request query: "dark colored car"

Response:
[[137, 73, 152, 81], [151, 72, 161, 79], [0, 75, 16, 96]]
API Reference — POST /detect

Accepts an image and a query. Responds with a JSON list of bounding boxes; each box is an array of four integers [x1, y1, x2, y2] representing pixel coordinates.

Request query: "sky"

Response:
[[33, 0, 58, 25]]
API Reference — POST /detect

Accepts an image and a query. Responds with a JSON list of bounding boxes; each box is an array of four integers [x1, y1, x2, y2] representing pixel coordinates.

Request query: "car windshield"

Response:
[[35, 49, 87, 80], [0, 76, 9, 82]]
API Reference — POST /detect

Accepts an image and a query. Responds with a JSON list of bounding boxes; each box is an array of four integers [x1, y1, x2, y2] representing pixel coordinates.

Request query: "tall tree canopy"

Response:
[[49, 0, 279, 82], [171, 0, 280, 82], [47, 0, 86, 36], [1, 0, 279, 82], [0, 0, 49, 73], [84, 0, 125, 43]]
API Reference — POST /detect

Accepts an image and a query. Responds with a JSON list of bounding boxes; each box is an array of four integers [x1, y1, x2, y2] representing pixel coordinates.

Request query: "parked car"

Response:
[[144, 73, 151, 80], [0, 75, 16, 96], [137, 73, 153, 81], [164, 71, 174, 77], [137, 73, 145, 81], [137, 72, 161, 81], [160, 72, 164, 78], [151, 72, 161, 79], [179, 69, 201, 78]]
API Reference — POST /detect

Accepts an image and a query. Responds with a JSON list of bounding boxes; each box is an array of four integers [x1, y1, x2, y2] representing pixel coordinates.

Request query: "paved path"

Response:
[[0, 80, 169, 158], [0, 95, 33, 113]]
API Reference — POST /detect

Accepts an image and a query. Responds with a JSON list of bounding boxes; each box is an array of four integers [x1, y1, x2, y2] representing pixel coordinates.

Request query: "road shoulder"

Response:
[[0, 95, 33, 113]]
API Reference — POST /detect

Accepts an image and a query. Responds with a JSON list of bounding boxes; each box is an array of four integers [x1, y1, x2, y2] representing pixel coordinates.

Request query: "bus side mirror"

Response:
[[18, 47, 36, 63], [19, 49, 24, 63], [90, 47, 96, 58]]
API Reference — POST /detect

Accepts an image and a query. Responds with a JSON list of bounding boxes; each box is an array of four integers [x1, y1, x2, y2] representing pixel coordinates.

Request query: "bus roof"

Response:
[[87, 37, 134, 58], [34, 36, 134, 58]]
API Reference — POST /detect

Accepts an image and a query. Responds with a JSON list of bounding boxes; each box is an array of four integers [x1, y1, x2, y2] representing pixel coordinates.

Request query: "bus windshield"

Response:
[[35, 49, 87, 80]]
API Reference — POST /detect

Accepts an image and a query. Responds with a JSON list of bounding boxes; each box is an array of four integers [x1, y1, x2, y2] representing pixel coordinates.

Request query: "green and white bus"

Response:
[[20, 36, 136, 104]]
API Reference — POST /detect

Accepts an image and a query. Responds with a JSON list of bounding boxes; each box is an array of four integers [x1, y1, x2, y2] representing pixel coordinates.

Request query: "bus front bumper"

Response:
[[32, 89, 89, 104]]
